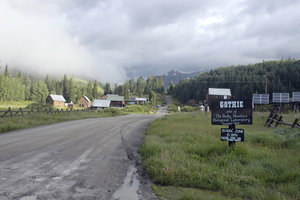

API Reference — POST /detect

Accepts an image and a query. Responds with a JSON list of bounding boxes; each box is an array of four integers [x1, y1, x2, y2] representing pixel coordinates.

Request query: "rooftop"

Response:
[[208, 88, 231, 96], [49, 94, 66, 102]]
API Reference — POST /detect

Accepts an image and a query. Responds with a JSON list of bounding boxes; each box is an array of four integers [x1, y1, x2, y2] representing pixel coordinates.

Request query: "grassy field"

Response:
[[140, 111, 300, 199], [0, 100, 158, 134], [0, 101, 33, 109], [0, 107, 125, 134], [122, 104, 156, 114]]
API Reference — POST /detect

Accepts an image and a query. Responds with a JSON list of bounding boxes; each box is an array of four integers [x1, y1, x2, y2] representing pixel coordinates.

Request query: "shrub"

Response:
[[26, 102, 54, 110], [103, 107, 122, 116]]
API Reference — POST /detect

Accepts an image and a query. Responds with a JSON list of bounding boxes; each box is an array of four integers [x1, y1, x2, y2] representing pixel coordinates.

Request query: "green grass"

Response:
[[0, 101, 33, 109], [0, 108, 126, 134], [152, 185, 242, 200], [122, 104, 156, 114], [140, 111, 300, 199]]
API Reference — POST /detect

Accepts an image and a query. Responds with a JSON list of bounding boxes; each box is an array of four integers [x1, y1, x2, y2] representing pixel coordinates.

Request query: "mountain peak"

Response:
[[159, 69, 206, 89]]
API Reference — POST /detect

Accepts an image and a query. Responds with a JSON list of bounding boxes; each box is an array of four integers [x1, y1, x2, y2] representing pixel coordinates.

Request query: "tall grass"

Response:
[[122, 104, 156, 114], [0, 101, 33, 109], [0, 108, 125, 134], [140, 112, 300, 199]]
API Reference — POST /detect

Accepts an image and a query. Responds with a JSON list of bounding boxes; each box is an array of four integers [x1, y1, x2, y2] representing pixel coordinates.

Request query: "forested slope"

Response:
[[168, 59, 300, 103], [0, 66, 102, 103]]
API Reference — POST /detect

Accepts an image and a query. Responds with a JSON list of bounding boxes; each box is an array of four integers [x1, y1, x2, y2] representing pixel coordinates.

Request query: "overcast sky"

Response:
[[1, 0, 300, 83]]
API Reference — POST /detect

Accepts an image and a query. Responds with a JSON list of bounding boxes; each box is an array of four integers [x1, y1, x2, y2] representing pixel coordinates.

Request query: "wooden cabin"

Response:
[[78, 96, 92, 108], [206, 88, 231, 106], [46, 94, 66, 107]]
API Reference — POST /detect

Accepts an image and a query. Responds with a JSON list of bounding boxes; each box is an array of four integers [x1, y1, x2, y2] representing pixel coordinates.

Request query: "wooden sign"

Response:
[[211, 99, 252, 125], [221, 128, 244, 142]]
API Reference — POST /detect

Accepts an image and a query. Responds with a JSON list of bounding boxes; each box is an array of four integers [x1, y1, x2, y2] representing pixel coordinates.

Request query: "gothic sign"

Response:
[[211, 99, 252, 125]]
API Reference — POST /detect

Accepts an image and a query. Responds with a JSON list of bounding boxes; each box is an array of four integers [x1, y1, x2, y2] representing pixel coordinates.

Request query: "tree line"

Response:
[[0, 65, 101, 103], [0, 64, 165, 104], [104, 75, 165, 100], [167, 58, 300, 104]]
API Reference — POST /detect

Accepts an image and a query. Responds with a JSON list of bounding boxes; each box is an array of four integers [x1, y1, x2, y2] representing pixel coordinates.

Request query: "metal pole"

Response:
[[228, 124, 236, 147], [265, 73, 268, 111]]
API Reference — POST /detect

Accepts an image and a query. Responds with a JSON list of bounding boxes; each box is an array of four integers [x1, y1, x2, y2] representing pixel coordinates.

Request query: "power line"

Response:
[[277, 14, 300, 59]]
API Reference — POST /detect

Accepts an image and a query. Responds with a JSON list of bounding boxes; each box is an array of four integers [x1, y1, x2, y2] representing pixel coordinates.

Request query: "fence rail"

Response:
[[0, 107, 91, 118], [265, 112, 300, 129]]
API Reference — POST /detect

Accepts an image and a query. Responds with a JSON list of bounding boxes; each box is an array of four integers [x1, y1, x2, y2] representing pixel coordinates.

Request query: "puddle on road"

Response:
[[52, 176, 61, 180], [35, 178, 46, 182], [113, 165, 140, 200], [20, 196, 37, 200]]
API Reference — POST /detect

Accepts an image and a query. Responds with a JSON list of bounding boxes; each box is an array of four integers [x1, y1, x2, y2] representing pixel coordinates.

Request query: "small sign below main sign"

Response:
[[221, 128, 244, 142]]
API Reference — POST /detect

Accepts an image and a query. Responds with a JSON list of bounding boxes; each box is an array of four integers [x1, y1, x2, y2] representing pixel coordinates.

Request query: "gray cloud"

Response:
[[1, 0, 299, 83]]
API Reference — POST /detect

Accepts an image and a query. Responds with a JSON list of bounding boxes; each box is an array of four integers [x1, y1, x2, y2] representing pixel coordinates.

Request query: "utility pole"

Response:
[[265, 73, 268, 111]]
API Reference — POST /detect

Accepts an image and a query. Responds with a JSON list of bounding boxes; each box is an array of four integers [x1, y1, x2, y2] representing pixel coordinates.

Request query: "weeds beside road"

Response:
[[0, 102, 157, 134], [0, 109, 126, 134], [140, 111, 300, 200]]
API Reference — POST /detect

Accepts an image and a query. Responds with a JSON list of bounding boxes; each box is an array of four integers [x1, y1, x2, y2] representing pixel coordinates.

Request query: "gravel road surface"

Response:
[[0, 108, 167, 200]]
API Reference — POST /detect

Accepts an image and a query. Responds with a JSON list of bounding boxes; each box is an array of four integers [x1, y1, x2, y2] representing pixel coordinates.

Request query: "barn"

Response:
[[106, 96, 125, 107]]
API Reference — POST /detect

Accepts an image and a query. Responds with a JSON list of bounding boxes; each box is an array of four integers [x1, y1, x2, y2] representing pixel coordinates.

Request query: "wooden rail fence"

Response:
[[265, 111, 300, 129], [0, 107, 91, 118]]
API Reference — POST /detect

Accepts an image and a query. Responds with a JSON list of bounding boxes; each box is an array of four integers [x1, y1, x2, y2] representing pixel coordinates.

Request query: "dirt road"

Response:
[[0, 110, 166, 199]]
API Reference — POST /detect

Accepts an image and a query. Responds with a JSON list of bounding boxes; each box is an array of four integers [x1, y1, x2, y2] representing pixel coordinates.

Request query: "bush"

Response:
[[103, 107, 122, 116], [180, 106, 195, 112], [26, 102, 54, 110], [123, 105, 145, 113]]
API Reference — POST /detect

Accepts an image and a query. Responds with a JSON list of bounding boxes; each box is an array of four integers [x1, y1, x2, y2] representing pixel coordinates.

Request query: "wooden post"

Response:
[[20, 107, 24, 115], [275, 116, 283, 127], [292, 118, 299, 128], [9, 107, 13, 117], [228, 124, 236, 147]]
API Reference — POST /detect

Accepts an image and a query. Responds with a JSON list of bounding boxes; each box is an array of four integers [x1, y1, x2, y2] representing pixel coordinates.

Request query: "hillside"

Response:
[[169, 59, 300, 103]]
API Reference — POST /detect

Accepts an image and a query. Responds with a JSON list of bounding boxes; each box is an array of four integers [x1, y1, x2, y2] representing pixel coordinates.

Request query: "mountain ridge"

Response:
[[158, 69, 205, 89]]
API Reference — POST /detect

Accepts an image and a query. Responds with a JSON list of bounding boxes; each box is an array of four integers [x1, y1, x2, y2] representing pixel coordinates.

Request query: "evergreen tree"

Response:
[[114, 83, 118, 94], [86, 81, 93, 100], [62, 74, 69, 101], [23, 75, 31, 100], [104, 83, 111, 95], [16, 71, 23, 83], [159, 75, 165, 93], [123, 81, 129, 100], [167, 80, 174, 95], [137, 75, 145, 97], [4, 65, 8, 77], [82, 87, 87, 96], [68, 78, 75, 102], [129, 77, 135, 93], [76, 89, 82, 102], [31, 81, 48, 103], [45, 75, 51, 93], [92, 80, 99, 100]]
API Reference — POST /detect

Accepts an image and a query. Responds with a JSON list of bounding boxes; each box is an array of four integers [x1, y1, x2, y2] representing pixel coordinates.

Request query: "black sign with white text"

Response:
[[221, 128, 244, 142], [211, 99, 252, 125]]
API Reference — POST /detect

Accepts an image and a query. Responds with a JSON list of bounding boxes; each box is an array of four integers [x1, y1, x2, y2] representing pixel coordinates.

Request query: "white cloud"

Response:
[[1, 0, 300, 82]]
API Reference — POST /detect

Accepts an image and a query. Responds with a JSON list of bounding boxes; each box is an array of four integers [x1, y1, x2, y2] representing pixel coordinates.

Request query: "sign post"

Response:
[[211, 99, 252, 146]]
